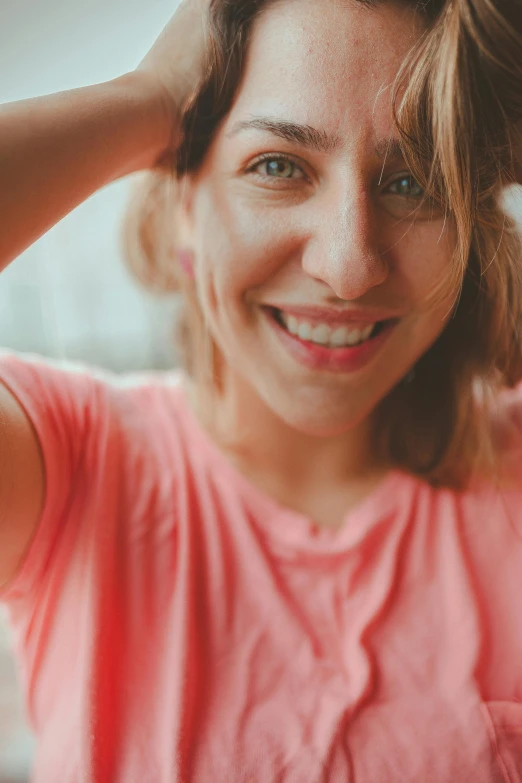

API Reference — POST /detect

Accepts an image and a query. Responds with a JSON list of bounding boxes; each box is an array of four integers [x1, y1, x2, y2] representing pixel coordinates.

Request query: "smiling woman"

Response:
[[1, 0, 522, 781], [125, 0, 522, 488]]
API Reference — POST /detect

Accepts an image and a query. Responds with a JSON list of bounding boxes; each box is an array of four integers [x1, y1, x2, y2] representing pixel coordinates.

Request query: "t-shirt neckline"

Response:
[[173, 376, 412, 558]]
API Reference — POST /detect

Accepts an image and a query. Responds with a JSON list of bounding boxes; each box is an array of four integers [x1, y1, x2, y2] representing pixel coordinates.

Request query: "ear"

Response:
[[174, 175, 197, 279]]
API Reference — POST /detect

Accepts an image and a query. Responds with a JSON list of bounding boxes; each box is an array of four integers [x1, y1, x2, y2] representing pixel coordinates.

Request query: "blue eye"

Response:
[[388, 175, 424, 199], [253, 156, 304, 179], [265, 159, 294, 178]]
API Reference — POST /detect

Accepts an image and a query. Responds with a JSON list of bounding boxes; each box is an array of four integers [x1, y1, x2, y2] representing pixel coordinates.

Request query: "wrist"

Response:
[[108, 71, 179, 174]]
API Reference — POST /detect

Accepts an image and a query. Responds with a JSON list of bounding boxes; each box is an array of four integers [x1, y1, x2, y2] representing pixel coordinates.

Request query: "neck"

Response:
[[188, 363, 387, 517]]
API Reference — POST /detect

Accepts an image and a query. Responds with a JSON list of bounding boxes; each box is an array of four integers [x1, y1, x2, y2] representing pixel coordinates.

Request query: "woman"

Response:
[[0, 0, 521, 780]]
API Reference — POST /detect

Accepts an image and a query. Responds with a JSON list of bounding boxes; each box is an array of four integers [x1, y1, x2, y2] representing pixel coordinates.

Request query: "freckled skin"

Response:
[[181, 0, 457, 446]]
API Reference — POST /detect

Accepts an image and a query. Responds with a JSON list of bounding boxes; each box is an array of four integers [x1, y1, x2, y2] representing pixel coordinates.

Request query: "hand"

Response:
[[136, 0, 209, 155]]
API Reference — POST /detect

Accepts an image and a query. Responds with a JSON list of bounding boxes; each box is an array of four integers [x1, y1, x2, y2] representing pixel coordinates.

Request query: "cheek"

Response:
[[192, 180, 301, 300], [394, 220, 457, 306], [384, 222, 458, 360]]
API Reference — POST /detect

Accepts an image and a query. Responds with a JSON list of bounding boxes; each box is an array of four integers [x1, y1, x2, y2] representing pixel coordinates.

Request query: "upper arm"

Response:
[[0, 380, 45, 589]]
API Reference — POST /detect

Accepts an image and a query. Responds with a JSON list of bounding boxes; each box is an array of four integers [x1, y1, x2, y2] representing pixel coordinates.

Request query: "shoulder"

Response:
[[0, 351, 191, 599], [460, 380, 522, 559], [0, 348, 187, 449]]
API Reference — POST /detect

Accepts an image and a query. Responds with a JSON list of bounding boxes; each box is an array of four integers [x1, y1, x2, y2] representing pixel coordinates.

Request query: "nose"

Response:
[[301, 190, 388, 300]]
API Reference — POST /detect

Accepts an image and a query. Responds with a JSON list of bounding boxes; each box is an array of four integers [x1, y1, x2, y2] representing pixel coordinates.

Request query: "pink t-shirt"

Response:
[[1, 350, 522, 782]]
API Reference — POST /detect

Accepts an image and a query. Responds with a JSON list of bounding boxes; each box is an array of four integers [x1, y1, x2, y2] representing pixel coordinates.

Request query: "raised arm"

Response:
[[0, 0, 206, 589], [0, 75, 171, 271], [0, 0, 206, 271]]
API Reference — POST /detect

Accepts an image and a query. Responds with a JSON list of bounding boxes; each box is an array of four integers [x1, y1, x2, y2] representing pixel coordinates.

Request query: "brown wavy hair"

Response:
[[122, 0, 522, 488]]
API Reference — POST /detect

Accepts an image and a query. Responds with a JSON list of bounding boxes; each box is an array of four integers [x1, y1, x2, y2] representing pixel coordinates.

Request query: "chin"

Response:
[[263, 384, 374, 439]]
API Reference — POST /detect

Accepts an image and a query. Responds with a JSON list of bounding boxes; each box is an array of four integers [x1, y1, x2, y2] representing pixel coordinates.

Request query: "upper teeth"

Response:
[[281, 312, 376, 347]]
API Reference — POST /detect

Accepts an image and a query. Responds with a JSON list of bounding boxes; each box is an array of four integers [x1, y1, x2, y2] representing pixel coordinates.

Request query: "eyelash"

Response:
[[247, 153, 425, 198]]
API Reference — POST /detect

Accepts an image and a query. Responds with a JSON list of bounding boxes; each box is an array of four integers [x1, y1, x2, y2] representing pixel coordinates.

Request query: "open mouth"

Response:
[[267, 306, 390, 350]]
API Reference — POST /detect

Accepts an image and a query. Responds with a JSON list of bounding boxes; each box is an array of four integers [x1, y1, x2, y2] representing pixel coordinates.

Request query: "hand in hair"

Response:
[[136, 0, 210, 159]]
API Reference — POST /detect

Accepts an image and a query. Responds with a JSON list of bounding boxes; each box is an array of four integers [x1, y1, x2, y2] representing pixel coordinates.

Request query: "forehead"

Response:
[[223, 0, 423, 150]]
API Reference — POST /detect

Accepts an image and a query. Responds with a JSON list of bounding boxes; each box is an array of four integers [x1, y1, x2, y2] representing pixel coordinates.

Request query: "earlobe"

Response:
[[178, 175, 196, 226], [176, 176, 196, 279], [176, 248, 195, 279]]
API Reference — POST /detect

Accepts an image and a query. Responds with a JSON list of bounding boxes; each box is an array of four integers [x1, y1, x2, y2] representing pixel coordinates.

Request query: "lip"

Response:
[[263, 306, 398, 373], [265, 304, 403, 328]]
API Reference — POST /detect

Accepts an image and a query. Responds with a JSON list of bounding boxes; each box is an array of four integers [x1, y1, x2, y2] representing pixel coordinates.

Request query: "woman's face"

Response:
[[182, 0, 457, 437]]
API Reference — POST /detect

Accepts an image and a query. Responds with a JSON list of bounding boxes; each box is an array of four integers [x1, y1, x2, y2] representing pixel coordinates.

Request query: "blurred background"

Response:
[[1, 1, 522, 781], [1, 0, 181, 779]]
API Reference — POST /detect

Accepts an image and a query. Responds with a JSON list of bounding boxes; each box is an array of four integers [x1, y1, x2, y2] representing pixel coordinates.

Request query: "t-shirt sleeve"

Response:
[[0, 350, 113, 602]]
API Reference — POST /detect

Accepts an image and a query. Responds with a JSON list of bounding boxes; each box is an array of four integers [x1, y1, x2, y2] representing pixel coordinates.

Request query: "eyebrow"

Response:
[[227, 117, 342, 154], [227, 116, 406, 162]]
